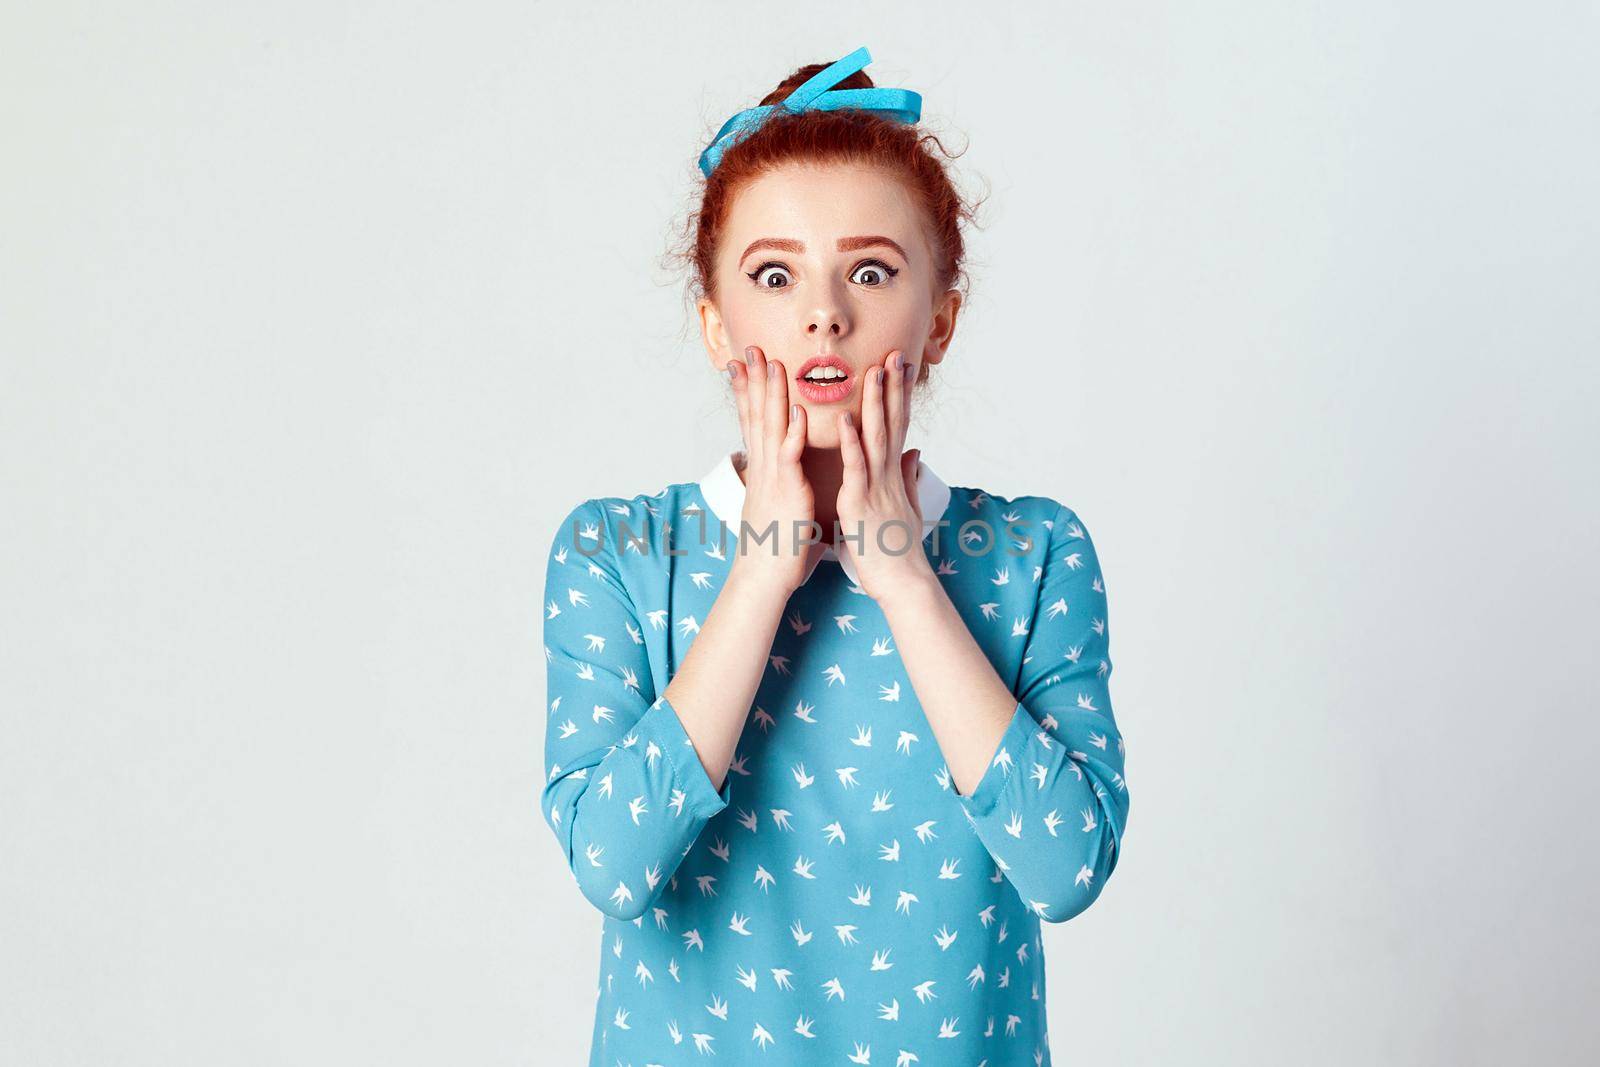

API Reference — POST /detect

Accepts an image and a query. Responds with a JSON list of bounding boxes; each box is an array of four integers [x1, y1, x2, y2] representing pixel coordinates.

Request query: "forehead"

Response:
[[722, 163, 925, 257]]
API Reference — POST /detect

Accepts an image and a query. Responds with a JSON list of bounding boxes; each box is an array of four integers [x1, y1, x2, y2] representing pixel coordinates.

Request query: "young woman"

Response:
[[539, 46, 1130, 1067]]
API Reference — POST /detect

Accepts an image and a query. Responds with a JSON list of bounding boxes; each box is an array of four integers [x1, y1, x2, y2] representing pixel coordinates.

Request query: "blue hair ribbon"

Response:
[[698, 45, 923, 178]]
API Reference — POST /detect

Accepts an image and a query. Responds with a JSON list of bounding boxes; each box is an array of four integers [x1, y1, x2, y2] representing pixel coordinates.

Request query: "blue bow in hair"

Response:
[[698, 45, 923, 178]]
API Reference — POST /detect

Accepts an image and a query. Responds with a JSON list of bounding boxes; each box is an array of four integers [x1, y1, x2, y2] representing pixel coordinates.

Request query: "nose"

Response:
[[805, 285, 849, 341]]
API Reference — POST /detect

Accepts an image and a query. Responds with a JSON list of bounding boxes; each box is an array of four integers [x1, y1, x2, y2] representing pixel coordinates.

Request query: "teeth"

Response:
[[804, 367, 848, 382]]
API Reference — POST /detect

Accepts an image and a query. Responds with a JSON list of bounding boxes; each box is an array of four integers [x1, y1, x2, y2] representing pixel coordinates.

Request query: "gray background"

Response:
[[3, 2, 1597, 1064]]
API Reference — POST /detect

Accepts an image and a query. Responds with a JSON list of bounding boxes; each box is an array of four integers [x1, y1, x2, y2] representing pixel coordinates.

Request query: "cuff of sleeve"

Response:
[[953, 700, 1037, 817], [637, 694, 734, 820]]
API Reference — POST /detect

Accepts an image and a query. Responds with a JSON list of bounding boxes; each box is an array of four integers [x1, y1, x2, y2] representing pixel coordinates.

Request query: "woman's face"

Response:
[[699, 162, 961, 448]]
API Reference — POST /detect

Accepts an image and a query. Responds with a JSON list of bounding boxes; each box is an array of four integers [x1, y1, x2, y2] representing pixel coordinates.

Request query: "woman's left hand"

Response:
[[835, 349, 934, 601]]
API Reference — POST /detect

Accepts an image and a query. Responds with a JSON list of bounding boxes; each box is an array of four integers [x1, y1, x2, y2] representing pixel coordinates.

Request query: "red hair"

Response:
[[671, 59, 987, 384]]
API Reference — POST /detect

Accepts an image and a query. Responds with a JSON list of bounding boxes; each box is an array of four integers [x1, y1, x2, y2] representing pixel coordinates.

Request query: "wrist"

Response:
[[725, 556, 799, 607], [872, 561, 945, 616]]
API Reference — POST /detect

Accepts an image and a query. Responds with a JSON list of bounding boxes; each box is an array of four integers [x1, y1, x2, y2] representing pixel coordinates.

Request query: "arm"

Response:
[[539, 498, 734, 920], [877, 503, 1130, 923]]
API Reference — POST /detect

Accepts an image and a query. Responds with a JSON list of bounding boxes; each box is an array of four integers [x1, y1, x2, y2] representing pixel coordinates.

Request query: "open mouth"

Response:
[[794, 355, 855, 403]]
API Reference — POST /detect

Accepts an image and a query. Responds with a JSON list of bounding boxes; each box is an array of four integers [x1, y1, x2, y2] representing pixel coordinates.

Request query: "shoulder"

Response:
[[545, 476, 703, 567], [941, 484, 1085, 550]]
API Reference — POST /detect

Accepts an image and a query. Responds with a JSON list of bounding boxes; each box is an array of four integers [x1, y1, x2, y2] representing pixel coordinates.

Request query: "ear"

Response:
[[698, 296, 734, 373], [921, 288, 962, 369]]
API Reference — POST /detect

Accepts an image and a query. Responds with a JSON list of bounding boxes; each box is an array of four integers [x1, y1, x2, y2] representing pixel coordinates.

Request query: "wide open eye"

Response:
[[747, 262, 793, 290], [850, 259, 900, 288]]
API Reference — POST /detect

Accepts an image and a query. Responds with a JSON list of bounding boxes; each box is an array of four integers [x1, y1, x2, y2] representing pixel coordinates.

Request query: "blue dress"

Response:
[[540, 450, 1130, 1066]]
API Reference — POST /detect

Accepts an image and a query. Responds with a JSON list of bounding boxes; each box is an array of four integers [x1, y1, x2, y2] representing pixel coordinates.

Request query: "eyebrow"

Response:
[[739, 235, 910, 265]]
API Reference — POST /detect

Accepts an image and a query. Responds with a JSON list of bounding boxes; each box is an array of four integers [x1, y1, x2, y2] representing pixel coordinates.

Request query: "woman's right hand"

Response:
[[726, 344, 820, 599]]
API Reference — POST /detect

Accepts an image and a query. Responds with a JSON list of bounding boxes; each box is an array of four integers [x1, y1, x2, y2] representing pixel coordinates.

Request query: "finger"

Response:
[[745, 345, 768, 466], [728, 358, 752, 459], [780, 399, 807, 465], [764, 358, 789, 464], [901, 447, 923, 525], [884, 351, 908, 482], [899, 354, 916, 452], [837, 409, 867, 504], [860, 358, 889, 487]]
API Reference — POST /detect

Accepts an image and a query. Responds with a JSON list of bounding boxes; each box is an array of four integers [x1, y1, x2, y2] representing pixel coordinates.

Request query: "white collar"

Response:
[[695, 448, 953, 588]]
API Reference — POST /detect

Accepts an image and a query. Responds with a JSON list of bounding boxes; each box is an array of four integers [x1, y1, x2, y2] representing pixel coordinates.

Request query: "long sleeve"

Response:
[[539, 498, 733, 920], [952, 502, 1130, 923]]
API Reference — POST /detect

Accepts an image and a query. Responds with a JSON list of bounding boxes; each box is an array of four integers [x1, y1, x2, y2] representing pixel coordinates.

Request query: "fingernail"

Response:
[[726, 362, 737, 379], [844, 411, 853, 427], [873, 367, 884, 385], [791, 403, 800, 420], [903, 359, 915, 380], [891, 351, 903, 371], [744, 346, 756, 365], [767, 361, 777, 380]]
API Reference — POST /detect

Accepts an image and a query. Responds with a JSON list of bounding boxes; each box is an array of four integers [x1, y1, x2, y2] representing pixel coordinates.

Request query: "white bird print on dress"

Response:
[[539, 485, 1129, 1062]]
